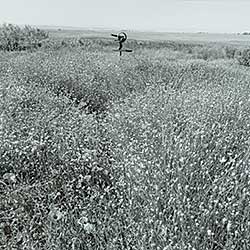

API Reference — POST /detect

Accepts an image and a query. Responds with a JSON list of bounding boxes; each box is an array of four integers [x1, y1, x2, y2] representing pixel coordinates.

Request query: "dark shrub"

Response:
[[0, 23, 48, 51], [236, 48, 250, 66], [225, 46, 237, 59]]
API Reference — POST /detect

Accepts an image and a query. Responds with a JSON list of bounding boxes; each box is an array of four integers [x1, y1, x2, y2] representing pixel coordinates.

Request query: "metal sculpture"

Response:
[[111, 32, 132, 56]]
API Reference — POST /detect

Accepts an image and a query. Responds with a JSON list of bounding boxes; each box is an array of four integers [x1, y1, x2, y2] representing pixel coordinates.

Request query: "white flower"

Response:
[[49, 206, 64, 221], [77, 216, 88, 226], [84, 223, 94, 234], [3, 173, 16, 183], [222, 218, 227, 224], [219, 157, 227, 163], [226, 221, 232, 232]]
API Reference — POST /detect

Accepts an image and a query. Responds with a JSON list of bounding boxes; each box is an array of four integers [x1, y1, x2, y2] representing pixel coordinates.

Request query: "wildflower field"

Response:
[[0, 27, 250, 250]]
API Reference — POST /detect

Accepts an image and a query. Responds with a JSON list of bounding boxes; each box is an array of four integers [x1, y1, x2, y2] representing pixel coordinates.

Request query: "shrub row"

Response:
[[0, 23, 48, 51]]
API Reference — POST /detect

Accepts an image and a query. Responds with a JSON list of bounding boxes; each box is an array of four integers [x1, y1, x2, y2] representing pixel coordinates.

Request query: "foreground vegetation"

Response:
[[0, 26, 250, 250]]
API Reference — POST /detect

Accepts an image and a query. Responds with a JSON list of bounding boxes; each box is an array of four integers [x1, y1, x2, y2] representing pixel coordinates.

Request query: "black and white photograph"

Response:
[[0, 0, 250, 249]]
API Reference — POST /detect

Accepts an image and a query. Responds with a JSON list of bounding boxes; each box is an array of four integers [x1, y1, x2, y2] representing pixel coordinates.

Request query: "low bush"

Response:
[[236, 48, 250, 67], [224, 46, 238, 59], [192, 46, 226, 60]]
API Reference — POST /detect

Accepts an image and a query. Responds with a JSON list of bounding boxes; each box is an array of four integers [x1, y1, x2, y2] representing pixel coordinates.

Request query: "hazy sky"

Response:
[[0, 0, 250, 33]]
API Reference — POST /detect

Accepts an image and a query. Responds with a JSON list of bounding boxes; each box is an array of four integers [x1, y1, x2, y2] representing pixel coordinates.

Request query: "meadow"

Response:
[[0, 26, 250, 250]]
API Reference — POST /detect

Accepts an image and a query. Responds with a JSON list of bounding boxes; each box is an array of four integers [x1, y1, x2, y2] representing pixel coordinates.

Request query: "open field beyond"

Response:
[[48, 28, 250, 45]]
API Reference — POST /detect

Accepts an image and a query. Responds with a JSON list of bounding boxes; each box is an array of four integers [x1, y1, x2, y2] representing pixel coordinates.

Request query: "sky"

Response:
[[0, 0, 250, 33]]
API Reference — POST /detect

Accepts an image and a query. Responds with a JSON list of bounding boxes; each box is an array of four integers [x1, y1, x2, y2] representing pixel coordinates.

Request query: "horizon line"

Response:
[[0, 22, 249, 34]]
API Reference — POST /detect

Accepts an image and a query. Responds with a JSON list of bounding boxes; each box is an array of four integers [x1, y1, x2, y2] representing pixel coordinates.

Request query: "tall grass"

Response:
[[0, 37, 250, 249], [105, 79, 250, 249]]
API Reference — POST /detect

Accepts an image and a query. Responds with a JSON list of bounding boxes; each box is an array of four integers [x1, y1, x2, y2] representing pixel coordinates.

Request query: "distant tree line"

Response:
[[242, 32, 250, 35]]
